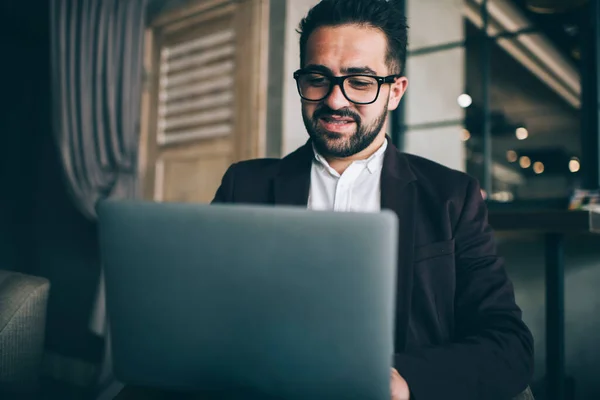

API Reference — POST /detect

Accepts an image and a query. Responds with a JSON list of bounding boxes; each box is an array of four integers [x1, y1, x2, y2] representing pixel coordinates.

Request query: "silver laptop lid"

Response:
[[98, 201, 398, 400]]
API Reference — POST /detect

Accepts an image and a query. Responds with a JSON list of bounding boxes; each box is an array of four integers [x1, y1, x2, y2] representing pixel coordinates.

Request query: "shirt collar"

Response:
[[312, 138, 388, 175]]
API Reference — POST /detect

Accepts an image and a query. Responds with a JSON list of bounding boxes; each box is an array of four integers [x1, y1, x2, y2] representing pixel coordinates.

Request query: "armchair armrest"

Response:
[[0, 270, 50, 395], [514, 386, 535, 400]]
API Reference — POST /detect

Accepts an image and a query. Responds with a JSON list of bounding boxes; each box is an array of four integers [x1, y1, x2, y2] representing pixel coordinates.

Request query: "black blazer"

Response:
[[212, 139, 534, 400]]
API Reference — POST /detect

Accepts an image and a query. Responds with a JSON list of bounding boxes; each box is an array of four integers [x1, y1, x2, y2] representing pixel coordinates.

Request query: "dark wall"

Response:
[[0, 0, 103, 369], [0, 1, 46, 275]]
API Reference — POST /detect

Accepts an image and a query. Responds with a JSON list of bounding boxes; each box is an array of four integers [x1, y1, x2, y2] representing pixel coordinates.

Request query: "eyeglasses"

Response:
[[293, 69, 400, 105]]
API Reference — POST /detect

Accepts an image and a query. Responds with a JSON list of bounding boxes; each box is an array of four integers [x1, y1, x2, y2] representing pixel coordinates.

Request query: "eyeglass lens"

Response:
[[297, 73, 379, 103]]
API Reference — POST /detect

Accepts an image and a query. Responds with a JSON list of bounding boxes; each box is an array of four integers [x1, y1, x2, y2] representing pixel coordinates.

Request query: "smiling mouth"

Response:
[[319, 116, 355, 124]]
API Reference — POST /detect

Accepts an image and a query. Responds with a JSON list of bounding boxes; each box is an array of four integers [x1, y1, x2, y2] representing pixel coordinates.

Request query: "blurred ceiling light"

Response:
[[569, 157, 581, 173], [533, 161, 545, 174], [516, 127, 529, 140], [490, 191, 514, 202], [506, 150, 518, 163], [461, 129, 471, 142], [525, 0, 588, 14], [519, 156, 531, 168], [457, 94, 473, 108]]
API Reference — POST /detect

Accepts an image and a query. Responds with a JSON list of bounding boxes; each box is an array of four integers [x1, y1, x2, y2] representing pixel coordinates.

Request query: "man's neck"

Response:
[[325, 133, 387, 175]]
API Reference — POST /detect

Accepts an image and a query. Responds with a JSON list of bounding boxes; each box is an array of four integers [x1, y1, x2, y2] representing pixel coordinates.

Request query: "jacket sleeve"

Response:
[[394, 178, 534, 400], [211, 163, 237, 204]]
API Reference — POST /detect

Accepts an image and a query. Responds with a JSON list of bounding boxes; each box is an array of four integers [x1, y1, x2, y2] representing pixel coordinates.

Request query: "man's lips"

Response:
[[319, 115, 356, 123], [318, 116, 357, 132]]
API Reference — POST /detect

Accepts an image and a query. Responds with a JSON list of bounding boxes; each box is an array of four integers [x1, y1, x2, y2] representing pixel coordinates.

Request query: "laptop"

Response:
[[97, 200, 398, 400]]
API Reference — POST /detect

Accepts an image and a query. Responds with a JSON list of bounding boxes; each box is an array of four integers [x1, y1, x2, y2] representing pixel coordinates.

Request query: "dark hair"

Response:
[[298, 0, 408, 75]]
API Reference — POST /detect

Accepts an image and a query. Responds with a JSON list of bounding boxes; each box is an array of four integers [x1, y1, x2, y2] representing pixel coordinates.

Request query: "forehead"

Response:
[[304, 25, 389, 74]]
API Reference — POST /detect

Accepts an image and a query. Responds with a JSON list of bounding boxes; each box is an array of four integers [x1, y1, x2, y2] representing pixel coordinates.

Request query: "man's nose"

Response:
[[324, 84, 351, 110]]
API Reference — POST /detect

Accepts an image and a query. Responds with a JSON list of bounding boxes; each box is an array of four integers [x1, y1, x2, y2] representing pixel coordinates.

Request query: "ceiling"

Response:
[[512, 0, 585, 66], [464, 1, 587, 180]]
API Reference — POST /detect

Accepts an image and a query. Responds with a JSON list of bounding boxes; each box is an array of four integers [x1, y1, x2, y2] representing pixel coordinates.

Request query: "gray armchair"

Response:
[[515, 386, 535, 400], [0, 270, 50, 396]]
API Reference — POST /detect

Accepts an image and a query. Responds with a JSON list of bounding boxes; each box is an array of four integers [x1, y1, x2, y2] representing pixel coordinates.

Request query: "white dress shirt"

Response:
[[307, 140, 387, 212]]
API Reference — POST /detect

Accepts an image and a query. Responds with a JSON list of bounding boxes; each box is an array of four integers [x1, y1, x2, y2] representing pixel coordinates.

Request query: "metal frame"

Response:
[[581, 0, 600, 190], [545, 233, 566, 400], [390, 0, 407, 150], [481, 0, 492, 195]]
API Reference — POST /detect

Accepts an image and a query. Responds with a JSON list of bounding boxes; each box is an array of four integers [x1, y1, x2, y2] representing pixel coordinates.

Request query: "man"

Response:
[[212, 0, 534, 399]]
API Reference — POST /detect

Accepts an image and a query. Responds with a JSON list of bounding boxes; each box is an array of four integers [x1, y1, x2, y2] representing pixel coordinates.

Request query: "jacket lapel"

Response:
[[273, 141, 313, 206], [380, 141, 417, 352]]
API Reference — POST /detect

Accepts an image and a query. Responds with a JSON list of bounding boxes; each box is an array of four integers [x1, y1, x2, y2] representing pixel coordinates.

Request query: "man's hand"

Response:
[[391, 368, 410, 400]]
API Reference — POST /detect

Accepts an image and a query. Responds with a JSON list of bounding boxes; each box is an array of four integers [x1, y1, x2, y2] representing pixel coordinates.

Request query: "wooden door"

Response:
[[139, 0, 269, 203]]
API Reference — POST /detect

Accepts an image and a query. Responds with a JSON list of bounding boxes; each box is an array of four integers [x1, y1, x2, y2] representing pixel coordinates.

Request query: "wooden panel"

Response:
[[233, 0, 269, 161], [160, 153, 230, 203], [139, 0, 269, 203], [156, 137, 232, 203], [140, 27, 161, 201], [150, 0, 233, 28], [159, 136, 232, 159], [161, 3, 235, 35], [158, 13, 235, 147]]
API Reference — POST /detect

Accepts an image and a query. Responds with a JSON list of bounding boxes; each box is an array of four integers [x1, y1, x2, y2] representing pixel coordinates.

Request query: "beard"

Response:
[[302, 102, 389, 158]]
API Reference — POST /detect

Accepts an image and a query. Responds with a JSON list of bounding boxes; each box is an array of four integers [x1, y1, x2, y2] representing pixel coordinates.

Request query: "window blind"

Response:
[[157, 29, 235, 146]]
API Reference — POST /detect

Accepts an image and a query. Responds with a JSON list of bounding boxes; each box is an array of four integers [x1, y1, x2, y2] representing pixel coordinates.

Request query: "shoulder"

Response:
[[212, 158, 282, 203], [227, 143, 313, 180], [228, 158, 282, 179], [213, 144, 312, 203]]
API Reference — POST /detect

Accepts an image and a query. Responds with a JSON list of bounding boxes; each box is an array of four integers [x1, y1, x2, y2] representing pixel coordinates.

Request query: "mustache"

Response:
[[313, 106, 361, 123]]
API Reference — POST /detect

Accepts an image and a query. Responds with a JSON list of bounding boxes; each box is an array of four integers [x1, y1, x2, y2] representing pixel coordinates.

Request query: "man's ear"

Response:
[[387, 77, 408, 111]]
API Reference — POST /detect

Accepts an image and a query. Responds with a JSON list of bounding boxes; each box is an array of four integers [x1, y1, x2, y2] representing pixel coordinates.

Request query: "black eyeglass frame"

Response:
[[293, 69, 401, 105]]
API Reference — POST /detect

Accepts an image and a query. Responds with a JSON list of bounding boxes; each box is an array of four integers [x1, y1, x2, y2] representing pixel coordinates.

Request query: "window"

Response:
[[463, 0, 583, 204]]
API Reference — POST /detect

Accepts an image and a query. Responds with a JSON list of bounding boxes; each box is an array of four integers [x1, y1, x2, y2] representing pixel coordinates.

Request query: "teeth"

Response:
[[324, 119, 350, 124]]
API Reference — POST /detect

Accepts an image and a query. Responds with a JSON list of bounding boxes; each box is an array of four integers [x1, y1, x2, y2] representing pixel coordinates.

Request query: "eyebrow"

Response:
[[303, 64, 333, 74], [303, 64, 378, 76], [341, 66, 378, 75]]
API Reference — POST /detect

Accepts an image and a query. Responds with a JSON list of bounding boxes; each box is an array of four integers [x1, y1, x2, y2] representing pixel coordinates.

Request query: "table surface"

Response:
[[488, 209, 600, 233]]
